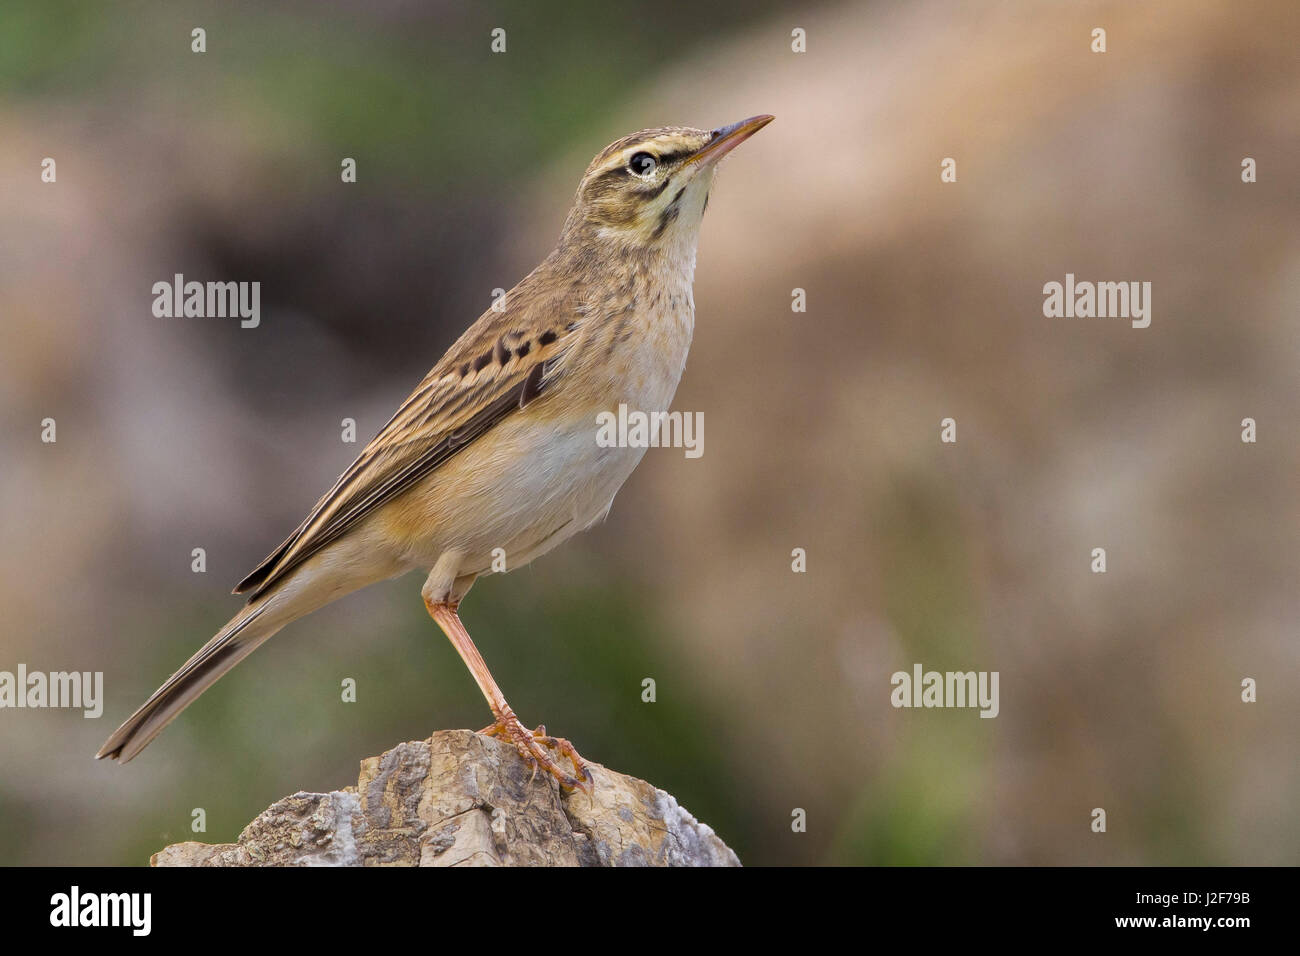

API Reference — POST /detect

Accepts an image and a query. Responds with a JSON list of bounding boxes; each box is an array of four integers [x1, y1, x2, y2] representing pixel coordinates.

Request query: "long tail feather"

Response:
[[96, 598, 285, 763]]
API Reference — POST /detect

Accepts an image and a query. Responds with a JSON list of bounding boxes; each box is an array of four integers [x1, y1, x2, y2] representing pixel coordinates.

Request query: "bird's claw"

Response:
[[477, 715, 593, 793]]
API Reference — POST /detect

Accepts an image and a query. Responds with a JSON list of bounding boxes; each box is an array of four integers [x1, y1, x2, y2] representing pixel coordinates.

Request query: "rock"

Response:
[[151, 730, 740, 867]]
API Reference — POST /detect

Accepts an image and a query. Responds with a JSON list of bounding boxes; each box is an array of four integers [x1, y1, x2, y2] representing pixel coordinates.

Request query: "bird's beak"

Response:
[[686, 114, 774, 167]]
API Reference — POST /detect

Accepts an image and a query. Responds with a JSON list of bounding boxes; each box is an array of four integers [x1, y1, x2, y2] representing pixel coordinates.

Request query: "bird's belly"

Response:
[[473, 410, 650, 560], [381, 397, 656, 575]]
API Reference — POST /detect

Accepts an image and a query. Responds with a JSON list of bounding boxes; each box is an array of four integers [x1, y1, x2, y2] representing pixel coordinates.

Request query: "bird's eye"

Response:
[[628, 152, 657, 177]]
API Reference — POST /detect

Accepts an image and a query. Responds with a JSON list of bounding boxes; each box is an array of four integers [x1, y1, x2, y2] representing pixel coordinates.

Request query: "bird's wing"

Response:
[[234, 281, 582, 600]]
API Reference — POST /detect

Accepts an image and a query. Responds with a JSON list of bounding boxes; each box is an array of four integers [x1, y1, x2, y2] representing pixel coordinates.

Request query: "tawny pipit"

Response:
[[98, 114, 774, 788]]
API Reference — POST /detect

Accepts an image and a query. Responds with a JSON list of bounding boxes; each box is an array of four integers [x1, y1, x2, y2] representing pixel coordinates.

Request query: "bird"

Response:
[[97, 114, 774, 789]]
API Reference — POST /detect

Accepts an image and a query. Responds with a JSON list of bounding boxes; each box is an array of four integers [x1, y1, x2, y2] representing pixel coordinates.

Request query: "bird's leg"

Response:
[[424, 597, 592, 792]]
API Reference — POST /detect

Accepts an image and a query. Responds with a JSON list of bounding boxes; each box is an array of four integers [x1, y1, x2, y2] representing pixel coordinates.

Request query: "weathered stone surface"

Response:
[[152, 730, 740, 867]]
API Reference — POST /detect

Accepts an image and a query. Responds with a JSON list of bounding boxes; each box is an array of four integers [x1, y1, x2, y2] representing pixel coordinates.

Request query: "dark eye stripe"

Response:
[[597, 148, 694, 182], [653, 149, 693, 165]]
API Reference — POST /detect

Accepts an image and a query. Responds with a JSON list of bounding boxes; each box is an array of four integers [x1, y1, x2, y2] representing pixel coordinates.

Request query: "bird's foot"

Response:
[[477, 712, 593, 793]]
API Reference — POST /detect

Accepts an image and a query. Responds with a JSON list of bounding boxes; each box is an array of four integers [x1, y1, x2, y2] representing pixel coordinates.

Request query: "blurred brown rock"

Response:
[[151, 730, 739, 867]]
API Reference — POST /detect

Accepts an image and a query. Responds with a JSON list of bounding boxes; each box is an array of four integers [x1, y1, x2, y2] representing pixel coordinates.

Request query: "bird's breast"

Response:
[[379, 269, 698, 577], [588, 271, 696, 415]]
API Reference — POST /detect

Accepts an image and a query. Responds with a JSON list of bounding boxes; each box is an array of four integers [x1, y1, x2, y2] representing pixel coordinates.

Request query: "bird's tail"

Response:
[[96, 596, 287, 763]]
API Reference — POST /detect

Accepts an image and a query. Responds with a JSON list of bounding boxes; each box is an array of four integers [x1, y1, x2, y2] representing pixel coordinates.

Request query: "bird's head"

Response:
[[562, 115, 773, 253]]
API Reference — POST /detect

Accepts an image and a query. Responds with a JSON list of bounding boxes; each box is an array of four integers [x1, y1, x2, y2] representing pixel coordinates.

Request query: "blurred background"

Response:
[[1, 0, 1297, 866]]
